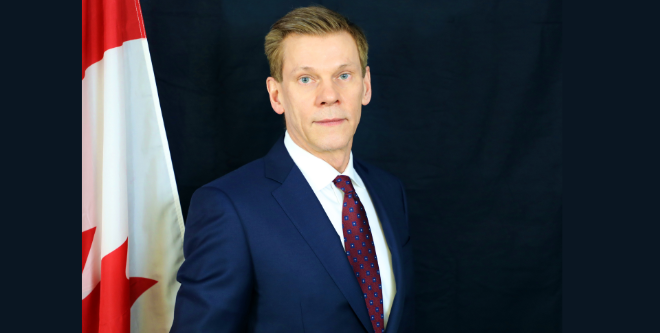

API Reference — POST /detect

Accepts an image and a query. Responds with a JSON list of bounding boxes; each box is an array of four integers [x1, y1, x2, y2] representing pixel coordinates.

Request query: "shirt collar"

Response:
[[284, 131, 363, 191]]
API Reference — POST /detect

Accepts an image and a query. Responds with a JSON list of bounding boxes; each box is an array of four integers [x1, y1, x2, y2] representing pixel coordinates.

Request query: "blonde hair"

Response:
[[264, 6, 368, 82]]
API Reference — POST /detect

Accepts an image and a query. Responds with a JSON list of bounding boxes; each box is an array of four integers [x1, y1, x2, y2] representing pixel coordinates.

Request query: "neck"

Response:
[[288, 132, 352, 173]]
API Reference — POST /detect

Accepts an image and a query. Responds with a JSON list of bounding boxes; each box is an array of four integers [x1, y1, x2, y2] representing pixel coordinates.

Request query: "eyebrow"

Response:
[[291, 63, 355, 74]]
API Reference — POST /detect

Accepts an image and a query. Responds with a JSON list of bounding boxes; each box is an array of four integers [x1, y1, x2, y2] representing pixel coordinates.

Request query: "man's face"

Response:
[[267, 32, 371, 154]]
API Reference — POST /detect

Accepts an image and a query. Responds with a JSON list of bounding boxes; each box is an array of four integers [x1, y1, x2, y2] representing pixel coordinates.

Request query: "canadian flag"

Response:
[[82, 0, 185, 332]]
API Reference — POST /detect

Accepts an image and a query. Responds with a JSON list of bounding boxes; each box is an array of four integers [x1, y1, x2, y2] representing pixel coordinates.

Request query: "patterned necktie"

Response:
[[333, 175, 385, 333]]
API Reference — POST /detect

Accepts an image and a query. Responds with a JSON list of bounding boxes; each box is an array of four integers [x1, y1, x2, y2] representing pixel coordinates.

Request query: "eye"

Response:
[[339, 73, 350, 80], [299, 76, 311, 84]]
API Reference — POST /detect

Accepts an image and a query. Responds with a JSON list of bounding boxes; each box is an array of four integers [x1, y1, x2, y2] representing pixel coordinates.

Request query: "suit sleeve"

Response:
[[170, 186, 254, 333]]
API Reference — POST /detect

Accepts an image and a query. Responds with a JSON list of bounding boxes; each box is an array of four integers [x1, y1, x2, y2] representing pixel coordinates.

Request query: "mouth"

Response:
[[315, 118, 345, 126]]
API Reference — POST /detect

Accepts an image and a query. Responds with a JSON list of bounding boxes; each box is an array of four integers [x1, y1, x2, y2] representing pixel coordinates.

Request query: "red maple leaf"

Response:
[[82, 229, 158, 332], [82, 227, 96, 274]]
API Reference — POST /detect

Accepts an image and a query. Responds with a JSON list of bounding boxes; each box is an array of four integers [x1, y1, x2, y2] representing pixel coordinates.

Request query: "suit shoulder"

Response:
[[198, 158, 275, 197], [354, 158, 403, 186]]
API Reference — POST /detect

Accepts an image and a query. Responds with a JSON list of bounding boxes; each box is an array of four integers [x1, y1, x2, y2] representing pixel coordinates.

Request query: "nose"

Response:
[[316, 80, 340, 107]]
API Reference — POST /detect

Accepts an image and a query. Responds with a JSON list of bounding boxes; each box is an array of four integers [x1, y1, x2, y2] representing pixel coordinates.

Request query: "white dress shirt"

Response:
[[283, 131, 396, 327]]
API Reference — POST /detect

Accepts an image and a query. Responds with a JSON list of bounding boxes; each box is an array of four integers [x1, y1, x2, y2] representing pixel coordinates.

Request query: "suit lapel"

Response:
[[265, 137, 374, 332], [355, 161, 406, 333]]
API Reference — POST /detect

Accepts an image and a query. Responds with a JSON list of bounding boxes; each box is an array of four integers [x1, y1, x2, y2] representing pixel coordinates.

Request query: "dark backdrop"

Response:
[[141, 0, 562, 332]]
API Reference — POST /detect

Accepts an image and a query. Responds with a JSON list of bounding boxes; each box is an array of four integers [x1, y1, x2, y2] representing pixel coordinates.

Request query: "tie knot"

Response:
[[333, 175, 356, 194]]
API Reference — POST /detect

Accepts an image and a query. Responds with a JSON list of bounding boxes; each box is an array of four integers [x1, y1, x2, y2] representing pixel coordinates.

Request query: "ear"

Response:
[[361, 66, 372, 105], [266, 77, 285, 114]]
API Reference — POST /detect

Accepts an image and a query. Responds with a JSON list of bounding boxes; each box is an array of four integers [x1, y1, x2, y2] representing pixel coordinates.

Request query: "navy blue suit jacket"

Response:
[[171, 136, 414, 332]]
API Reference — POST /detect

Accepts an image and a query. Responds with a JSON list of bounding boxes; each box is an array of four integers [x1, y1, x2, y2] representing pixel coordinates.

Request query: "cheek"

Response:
[[282, 91, 302, 117], [346, 90, 364, 113], [295, 94, 317, 116], [286, 97, 314, 124], [346, 84, 364, 103]]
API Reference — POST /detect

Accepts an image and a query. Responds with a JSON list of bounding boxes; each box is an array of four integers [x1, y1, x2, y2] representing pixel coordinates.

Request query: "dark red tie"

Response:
[[333, 175, 385, 332]]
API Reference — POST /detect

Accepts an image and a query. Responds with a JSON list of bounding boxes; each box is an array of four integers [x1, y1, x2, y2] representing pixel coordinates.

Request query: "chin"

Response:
[[312, 135, 350, 152]]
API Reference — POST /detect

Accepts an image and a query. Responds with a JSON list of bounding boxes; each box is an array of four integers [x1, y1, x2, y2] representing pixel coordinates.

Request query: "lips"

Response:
[[316, 118, 345, 126]]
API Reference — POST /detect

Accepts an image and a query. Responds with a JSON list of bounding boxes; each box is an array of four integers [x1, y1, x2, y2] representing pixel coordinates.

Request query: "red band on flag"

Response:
[[82, 0, 147, 80]]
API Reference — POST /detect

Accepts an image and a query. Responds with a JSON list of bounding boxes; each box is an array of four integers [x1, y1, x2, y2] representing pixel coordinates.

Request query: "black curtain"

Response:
[[141, 0, 562, 331]]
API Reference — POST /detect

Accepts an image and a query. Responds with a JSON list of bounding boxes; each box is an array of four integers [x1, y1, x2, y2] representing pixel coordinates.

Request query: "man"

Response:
[[171, 6, 413, 333]]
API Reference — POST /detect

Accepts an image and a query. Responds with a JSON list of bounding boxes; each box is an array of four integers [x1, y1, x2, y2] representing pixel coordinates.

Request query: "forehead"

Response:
[[281, 32, 360, 74]]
